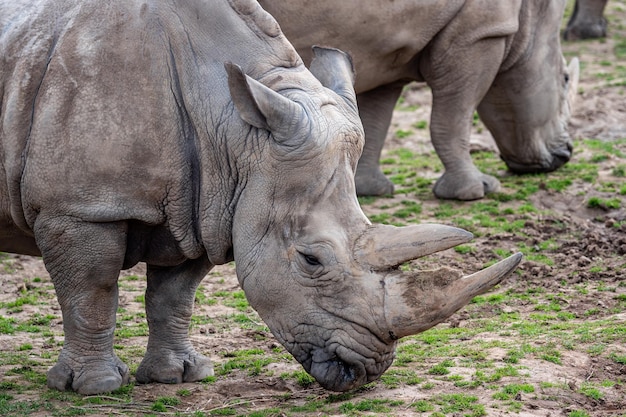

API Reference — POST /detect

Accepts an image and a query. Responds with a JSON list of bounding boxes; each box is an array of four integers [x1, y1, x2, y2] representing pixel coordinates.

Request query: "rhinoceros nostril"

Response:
[[549, 150, 571, 171]]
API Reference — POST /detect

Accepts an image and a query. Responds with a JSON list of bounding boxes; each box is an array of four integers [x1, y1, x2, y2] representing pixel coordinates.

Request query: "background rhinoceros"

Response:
[[260, 0, 580, 200], [0, 0, 521, 395], [564, 0, 609, 40]]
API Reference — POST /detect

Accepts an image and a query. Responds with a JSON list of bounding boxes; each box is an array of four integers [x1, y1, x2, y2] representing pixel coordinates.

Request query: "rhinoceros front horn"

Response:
[[383, 252, 523, 339], [567, 57, 580, 111]]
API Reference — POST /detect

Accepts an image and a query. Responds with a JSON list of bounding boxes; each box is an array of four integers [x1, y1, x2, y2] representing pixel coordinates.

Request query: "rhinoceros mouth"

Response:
[[503, 143, 572, 174], [296, 343, 395, 392], [308, 352, 367, 391]]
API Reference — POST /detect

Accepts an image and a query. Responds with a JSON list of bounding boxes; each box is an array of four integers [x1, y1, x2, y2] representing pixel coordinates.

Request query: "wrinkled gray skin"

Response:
[[0, 0, 522, 395], [564, 0, 609, 40], [260, 0, 580, 200]]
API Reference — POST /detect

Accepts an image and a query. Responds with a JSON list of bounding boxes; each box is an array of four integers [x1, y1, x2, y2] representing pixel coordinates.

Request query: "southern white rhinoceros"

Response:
[[0, 0, 522, 395], [260, 0, 580, 200], [564, 0, 609, 40]]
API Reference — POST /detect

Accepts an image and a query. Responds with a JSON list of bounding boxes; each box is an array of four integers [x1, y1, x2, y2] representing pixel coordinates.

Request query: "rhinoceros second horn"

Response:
[[383, 252, 523, 339], [354, 223, 474, 269]]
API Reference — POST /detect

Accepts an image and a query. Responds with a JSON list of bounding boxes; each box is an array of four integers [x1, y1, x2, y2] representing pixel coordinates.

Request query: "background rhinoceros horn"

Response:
[[225, 62, 306, 137], [309, 46, 357, 109], [567, 57, 580, 110], [383, 252, 523, 339], [354, 223, 474, 268]]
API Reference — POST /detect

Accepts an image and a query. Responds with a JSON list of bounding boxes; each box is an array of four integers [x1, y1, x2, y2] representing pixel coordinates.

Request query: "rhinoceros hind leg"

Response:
[[136, 258, 214, 385], [355, 83, 404, 197], [34, 216, 129, 394], [433, 170, 500, 201]]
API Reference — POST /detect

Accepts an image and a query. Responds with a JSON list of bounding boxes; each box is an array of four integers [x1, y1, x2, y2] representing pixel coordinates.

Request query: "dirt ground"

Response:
[[1, 3, 626, 417]]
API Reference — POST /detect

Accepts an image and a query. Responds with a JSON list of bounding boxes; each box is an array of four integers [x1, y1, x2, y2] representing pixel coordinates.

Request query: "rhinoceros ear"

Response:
[[309, 46, 358, 111], [225, 62, 306, 137]]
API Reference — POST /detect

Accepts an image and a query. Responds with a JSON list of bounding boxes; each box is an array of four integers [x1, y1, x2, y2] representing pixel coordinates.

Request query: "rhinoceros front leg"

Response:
[[354, 83, 404, 196], [34, 216, 130, 395], [135, 257, 214, 384], [426, 39, 504, 200]]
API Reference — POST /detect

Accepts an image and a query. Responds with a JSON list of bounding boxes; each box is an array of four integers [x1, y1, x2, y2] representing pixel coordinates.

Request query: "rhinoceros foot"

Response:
[[135, 349, 214, 384], [563, 18, 607, 41], [47, 353, 130, 395], [355, 165, 394, 196], [433, 170, 500, 200]]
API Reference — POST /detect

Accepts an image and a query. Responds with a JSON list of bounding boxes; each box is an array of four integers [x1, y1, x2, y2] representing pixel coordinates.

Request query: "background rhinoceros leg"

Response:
[[354, 83, 404, 196], [425, 39, 504, 200], [135, 257, 214, 384], [563, 0, 608, 41], [34, 217, 130, 395]]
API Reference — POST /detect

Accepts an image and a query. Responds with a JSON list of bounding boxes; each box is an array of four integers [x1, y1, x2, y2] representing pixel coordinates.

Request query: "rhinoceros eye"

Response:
[[564, 73, 570, 83], [303, 253, 321, 266]]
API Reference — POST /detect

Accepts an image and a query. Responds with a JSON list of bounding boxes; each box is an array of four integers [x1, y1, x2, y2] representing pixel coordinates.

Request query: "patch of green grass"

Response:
[[339, 398, 403, 414], [151, 396, 180, 412], [433, 393, 486, 416], [0, 396, 51, 416], [6, 365, 47, 385], [610, 352, 626, 365], [492, 383, 535, 400], [0, 293, 40, 313], [0, 317, 17, 334], [393, 200, 422, 219], [219, 348, 275, 376], [395, 129, 413, 138], [221, 290, 250, 311], [281, 370, 316, 388], [579, 382, 604, 401], [587, 196, 621, 209], [412, 399, 435, 412], [379, 368, 424, 388], [428, 359, 455, 375], [611, 164, 626, 178], [584, 138, 626, 158], [413, 120, 428, 129], [454, 244, 474, 254], [569, 411, 590, 417], [115, 321, 149, 338], [545, 178, 572, 191]]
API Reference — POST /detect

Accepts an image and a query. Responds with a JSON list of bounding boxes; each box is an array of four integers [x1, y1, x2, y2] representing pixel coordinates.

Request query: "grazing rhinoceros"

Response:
[[260, 0, 580, 200], [0, 0, 522, 395], [564, 0, 609, 40]]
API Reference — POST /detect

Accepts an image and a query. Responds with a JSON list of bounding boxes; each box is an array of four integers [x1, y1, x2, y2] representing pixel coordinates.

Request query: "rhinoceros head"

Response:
[[225, 47, 522, 391], [477, 0, 579, 174]]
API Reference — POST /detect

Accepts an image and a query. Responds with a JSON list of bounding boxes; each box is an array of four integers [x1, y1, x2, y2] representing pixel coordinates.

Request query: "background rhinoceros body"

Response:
[[260, 0, 579, 200], [0, 0, 521, 395]]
